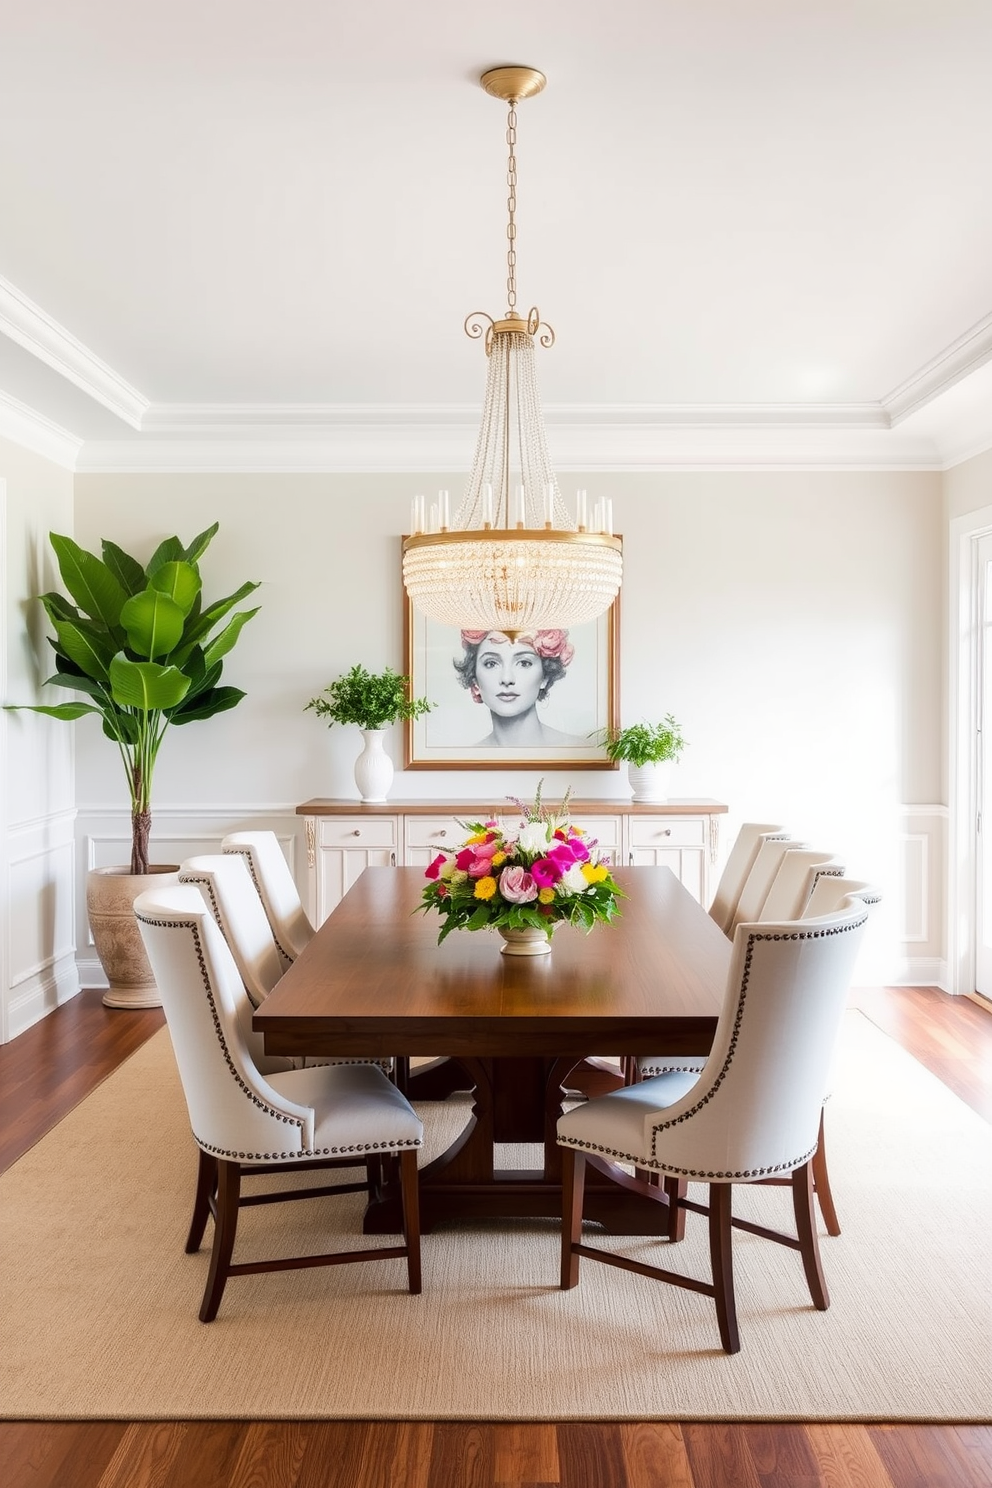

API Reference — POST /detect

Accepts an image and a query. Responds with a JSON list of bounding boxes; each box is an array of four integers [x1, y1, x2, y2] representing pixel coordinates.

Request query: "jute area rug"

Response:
[[1, 1012, 989, 1422]]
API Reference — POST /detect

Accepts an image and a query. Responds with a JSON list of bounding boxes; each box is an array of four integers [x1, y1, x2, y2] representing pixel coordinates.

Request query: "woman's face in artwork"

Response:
[[473, 633, 546, 718]]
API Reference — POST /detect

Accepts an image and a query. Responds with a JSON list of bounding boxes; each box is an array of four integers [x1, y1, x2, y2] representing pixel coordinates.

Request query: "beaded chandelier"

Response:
[[402, 66, 623, 639]]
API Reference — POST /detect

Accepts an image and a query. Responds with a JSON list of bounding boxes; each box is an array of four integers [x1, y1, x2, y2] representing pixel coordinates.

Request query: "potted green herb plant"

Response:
[[306, 664, 433, 802], [6, 523, 260, 1006], [601, 715, 686, 802]]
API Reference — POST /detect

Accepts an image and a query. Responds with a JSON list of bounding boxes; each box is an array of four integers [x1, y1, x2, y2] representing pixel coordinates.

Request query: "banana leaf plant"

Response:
[[6, 523, 260, 874]]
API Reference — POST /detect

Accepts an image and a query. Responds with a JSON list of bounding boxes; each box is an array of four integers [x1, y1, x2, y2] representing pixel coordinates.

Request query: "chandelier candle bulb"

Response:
[[545, 483, 555, 528], [439, 489, 450, 530], [483, 483, 494, 528], [576, 489, 588, 531]]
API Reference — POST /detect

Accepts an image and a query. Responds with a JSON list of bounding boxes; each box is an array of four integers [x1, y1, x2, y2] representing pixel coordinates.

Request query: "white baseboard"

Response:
[[7, 953, 81, 1039], [883, 956, 949, 990]]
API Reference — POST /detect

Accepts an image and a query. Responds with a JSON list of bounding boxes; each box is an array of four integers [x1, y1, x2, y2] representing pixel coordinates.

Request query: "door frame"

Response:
[[948, 503, 992, 997]]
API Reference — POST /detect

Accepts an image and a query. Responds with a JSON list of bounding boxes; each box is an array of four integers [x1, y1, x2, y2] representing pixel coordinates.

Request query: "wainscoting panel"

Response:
[[71, 802, 948, 991], [74, 807, 305, 988], [5, 810, 79, 1040]]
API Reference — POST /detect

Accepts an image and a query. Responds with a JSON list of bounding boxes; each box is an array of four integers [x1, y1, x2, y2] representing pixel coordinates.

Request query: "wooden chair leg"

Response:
[[399, 1148, 422, 1295], [200, 1159, 241, 1323], [663, 1176, 688, 1241], [560, 1149, 586, 1289], [185, 1148, 217, 1254], [812, 1106, 841, 1236], [708, 1182, 740, 1354], [393, 1056, 410, 1095], [792, 1160, 829, 1311]]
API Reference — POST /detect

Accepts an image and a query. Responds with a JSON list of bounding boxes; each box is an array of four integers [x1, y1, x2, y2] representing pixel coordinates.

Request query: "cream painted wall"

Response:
[[71, 470, 943, 981], [944, 445, 992, 520], [1, 436, 77, 1038]]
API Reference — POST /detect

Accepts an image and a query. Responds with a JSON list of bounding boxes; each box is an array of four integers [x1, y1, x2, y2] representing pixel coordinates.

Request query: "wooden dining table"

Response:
[[254, 865, 730, 1235]]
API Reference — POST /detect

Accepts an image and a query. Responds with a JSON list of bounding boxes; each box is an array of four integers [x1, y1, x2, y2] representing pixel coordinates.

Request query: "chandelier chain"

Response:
[[506, 102, 517, 315]]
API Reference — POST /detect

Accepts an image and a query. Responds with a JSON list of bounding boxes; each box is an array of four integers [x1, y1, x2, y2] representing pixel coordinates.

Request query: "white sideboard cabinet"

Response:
[[298, 798, 728, 925]]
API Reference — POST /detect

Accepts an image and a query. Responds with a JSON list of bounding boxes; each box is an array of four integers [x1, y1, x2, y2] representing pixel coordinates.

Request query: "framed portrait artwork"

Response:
[[403, 587, 620, 770]]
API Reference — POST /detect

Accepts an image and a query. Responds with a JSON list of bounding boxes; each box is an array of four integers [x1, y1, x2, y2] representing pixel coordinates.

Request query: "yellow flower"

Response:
[[474, 876, 497, 900], [491, 851, 507, 867], [582, 863, 608, 884], [465, 832, 488, 845], [538, 886, 556, 904]]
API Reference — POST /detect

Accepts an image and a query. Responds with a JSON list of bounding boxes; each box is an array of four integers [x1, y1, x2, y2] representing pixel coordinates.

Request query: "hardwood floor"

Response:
[[2, 986, 990, 1488]]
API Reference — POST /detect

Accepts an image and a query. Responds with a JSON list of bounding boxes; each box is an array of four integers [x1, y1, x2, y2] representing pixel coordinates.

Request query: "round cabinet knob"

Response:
[[660, 828, 672, 837], [352, 829, 361, 837]]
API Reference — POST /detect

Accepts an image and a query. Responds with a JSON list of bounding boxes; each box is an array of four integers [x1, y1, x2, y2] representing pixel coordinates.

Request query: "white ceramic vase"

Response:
[[354, 728, 394, 802], [627, 760, 673, 803], [498, 925, 554, 956]]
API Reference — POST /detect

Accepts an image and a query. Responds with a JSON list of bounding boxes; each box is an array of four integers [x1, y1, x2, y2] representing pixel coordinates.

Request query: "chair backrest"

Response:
[[179, 853, 284, 1008], [708, 823, 787, 934], [803, 873, 882, 917], [729, 836, 805, 933], [221, 831, 313, 965], [645, 898, 869, 1178], [134, 886, 316, 1159], [759, 849, 843, 922]]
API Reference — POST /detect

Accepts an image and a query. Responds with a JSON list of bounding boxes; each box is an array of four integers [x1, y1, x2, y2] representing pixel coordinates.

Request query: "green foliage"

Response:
[[305, 665, 433, 732], [5, 523, 260, 873], [601, 715, 687, 766]]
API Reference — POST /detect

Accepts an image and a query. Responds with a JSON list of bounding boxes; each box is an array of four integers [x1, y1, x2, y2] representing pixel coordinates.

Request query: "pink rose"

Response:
[[531, 629, 575, 667], [425, 853, 448, 880], [499, 865, 538, 903]]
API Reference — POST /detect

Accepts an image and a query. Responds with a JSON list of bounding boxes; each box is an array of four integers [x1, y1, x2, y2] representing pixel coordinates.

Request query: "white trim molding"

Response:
[[0, 274, 148, 429], [884, 311, 992, 425], [0, 390, 82, 470]]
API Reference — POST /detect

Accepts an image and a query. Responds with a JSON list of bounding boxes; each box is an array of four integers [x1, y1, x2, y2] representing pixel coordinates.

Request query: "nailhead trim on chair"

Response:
[[224, 845, 295, 962], [560, 913, 867, 1181], [637, 1060, 705, 1076], [136, 909, 422, 1163], [135, 911, 306, 1133]]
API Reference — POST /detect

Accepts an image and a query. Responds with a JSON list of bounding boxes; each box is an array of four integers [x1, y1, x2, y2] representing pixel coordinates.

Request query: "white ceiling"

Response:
[[1, 0, 991, 472]]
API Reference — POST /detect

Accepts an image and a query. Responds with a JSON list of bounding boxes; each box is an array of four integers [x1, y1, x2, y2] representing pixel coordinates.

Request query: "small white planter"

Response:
[[627, 760, 673, 803], [354, 728, 394, 802]]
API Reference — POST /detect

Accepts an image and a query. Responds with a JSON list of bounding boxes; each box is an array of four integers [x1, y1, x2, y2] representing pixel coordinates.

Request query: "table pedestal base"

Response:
[[365, 1055, 674, 1236]]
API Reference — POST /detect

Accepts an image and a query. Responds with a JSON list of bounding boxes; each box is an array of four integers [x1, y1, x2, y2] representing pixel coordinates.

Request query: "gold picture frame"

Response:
[[403, 570, 620, 770]]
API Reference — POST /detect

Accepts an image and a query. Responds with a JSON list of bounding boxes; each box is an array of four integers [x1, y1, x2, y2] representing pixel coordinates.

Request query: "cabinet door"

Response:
[[315, 818, 398, 923], [628, 817, 707, 902]]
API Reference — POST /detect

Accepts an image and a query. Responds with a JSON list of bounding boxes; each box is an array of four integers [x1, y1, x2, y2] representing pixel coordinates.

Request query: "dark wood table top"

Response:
[[255, 866, 729, 1061]]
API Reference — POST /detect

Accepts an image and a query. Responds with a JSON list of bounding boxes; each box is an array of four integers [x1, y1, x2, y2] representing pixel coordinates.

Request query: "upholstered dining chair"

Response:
[[759, 848, 844, 921], [134, 885, 423, 1322], [180, 852, 388, 1074], [222, 829, 314, 967], [558, 898, 869, 1354], [707, 823, 787, 934], [803, 873, 882, 917], [728, 835, 805, 933]]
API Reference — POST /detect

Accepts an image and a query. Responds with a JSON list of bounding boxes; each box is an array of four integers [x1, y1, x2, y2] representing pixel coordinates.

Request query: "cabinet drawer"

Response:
[[404, 816, 466, 850], [318, 818, 398, 849], [571, 816, 623, 849], [629, 817, 705, 849]]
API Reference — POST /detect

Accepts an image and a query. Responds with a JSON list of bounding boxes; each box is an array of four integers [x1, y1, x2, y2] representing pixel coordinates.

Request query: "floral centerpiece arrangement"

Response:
[[418, 784, 624, 951]]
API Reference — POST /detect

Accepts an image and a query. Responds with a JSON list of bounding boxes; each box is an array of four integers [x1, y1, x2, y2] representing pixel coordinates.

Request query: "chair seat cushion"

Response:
[[557, 1071, 700, 1167], [266, 1062, 423, 1157]]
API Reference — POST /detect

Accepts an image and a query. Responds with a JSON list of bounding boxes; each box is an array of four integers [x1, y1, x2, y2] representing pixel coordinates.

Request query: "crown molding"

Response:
[[74, 420, 941, 474], [883, 310, 992, 425], [0, 390, 82, 468], [0, 274, 148, 428]]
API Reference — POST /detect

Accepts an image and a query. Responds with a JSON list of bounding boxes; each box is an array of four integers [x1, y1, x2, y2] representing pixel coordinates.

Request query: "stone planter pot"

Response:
[[86, 864, 181, 1009]]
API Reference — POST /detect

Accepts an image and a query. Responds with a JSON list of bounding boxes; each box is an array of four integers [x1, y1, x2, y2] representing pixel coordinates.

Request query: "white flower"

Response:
[[561, 863, 589, 895], [517, 821, 553, 855]]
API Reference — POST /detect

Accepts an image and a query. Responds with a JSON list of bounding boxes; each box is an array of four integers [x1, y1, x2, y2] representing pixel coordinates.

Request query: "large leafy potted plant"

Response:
[[306, 664, 432, 802], [600, 715, 686, 802], [6, 522, 260, 1006]]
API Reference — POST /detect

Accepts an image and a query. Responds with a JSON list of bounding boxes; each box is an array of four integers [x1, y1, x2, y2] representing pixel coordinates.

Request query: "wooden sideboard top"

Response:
[[297, 797, 728, 817]]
